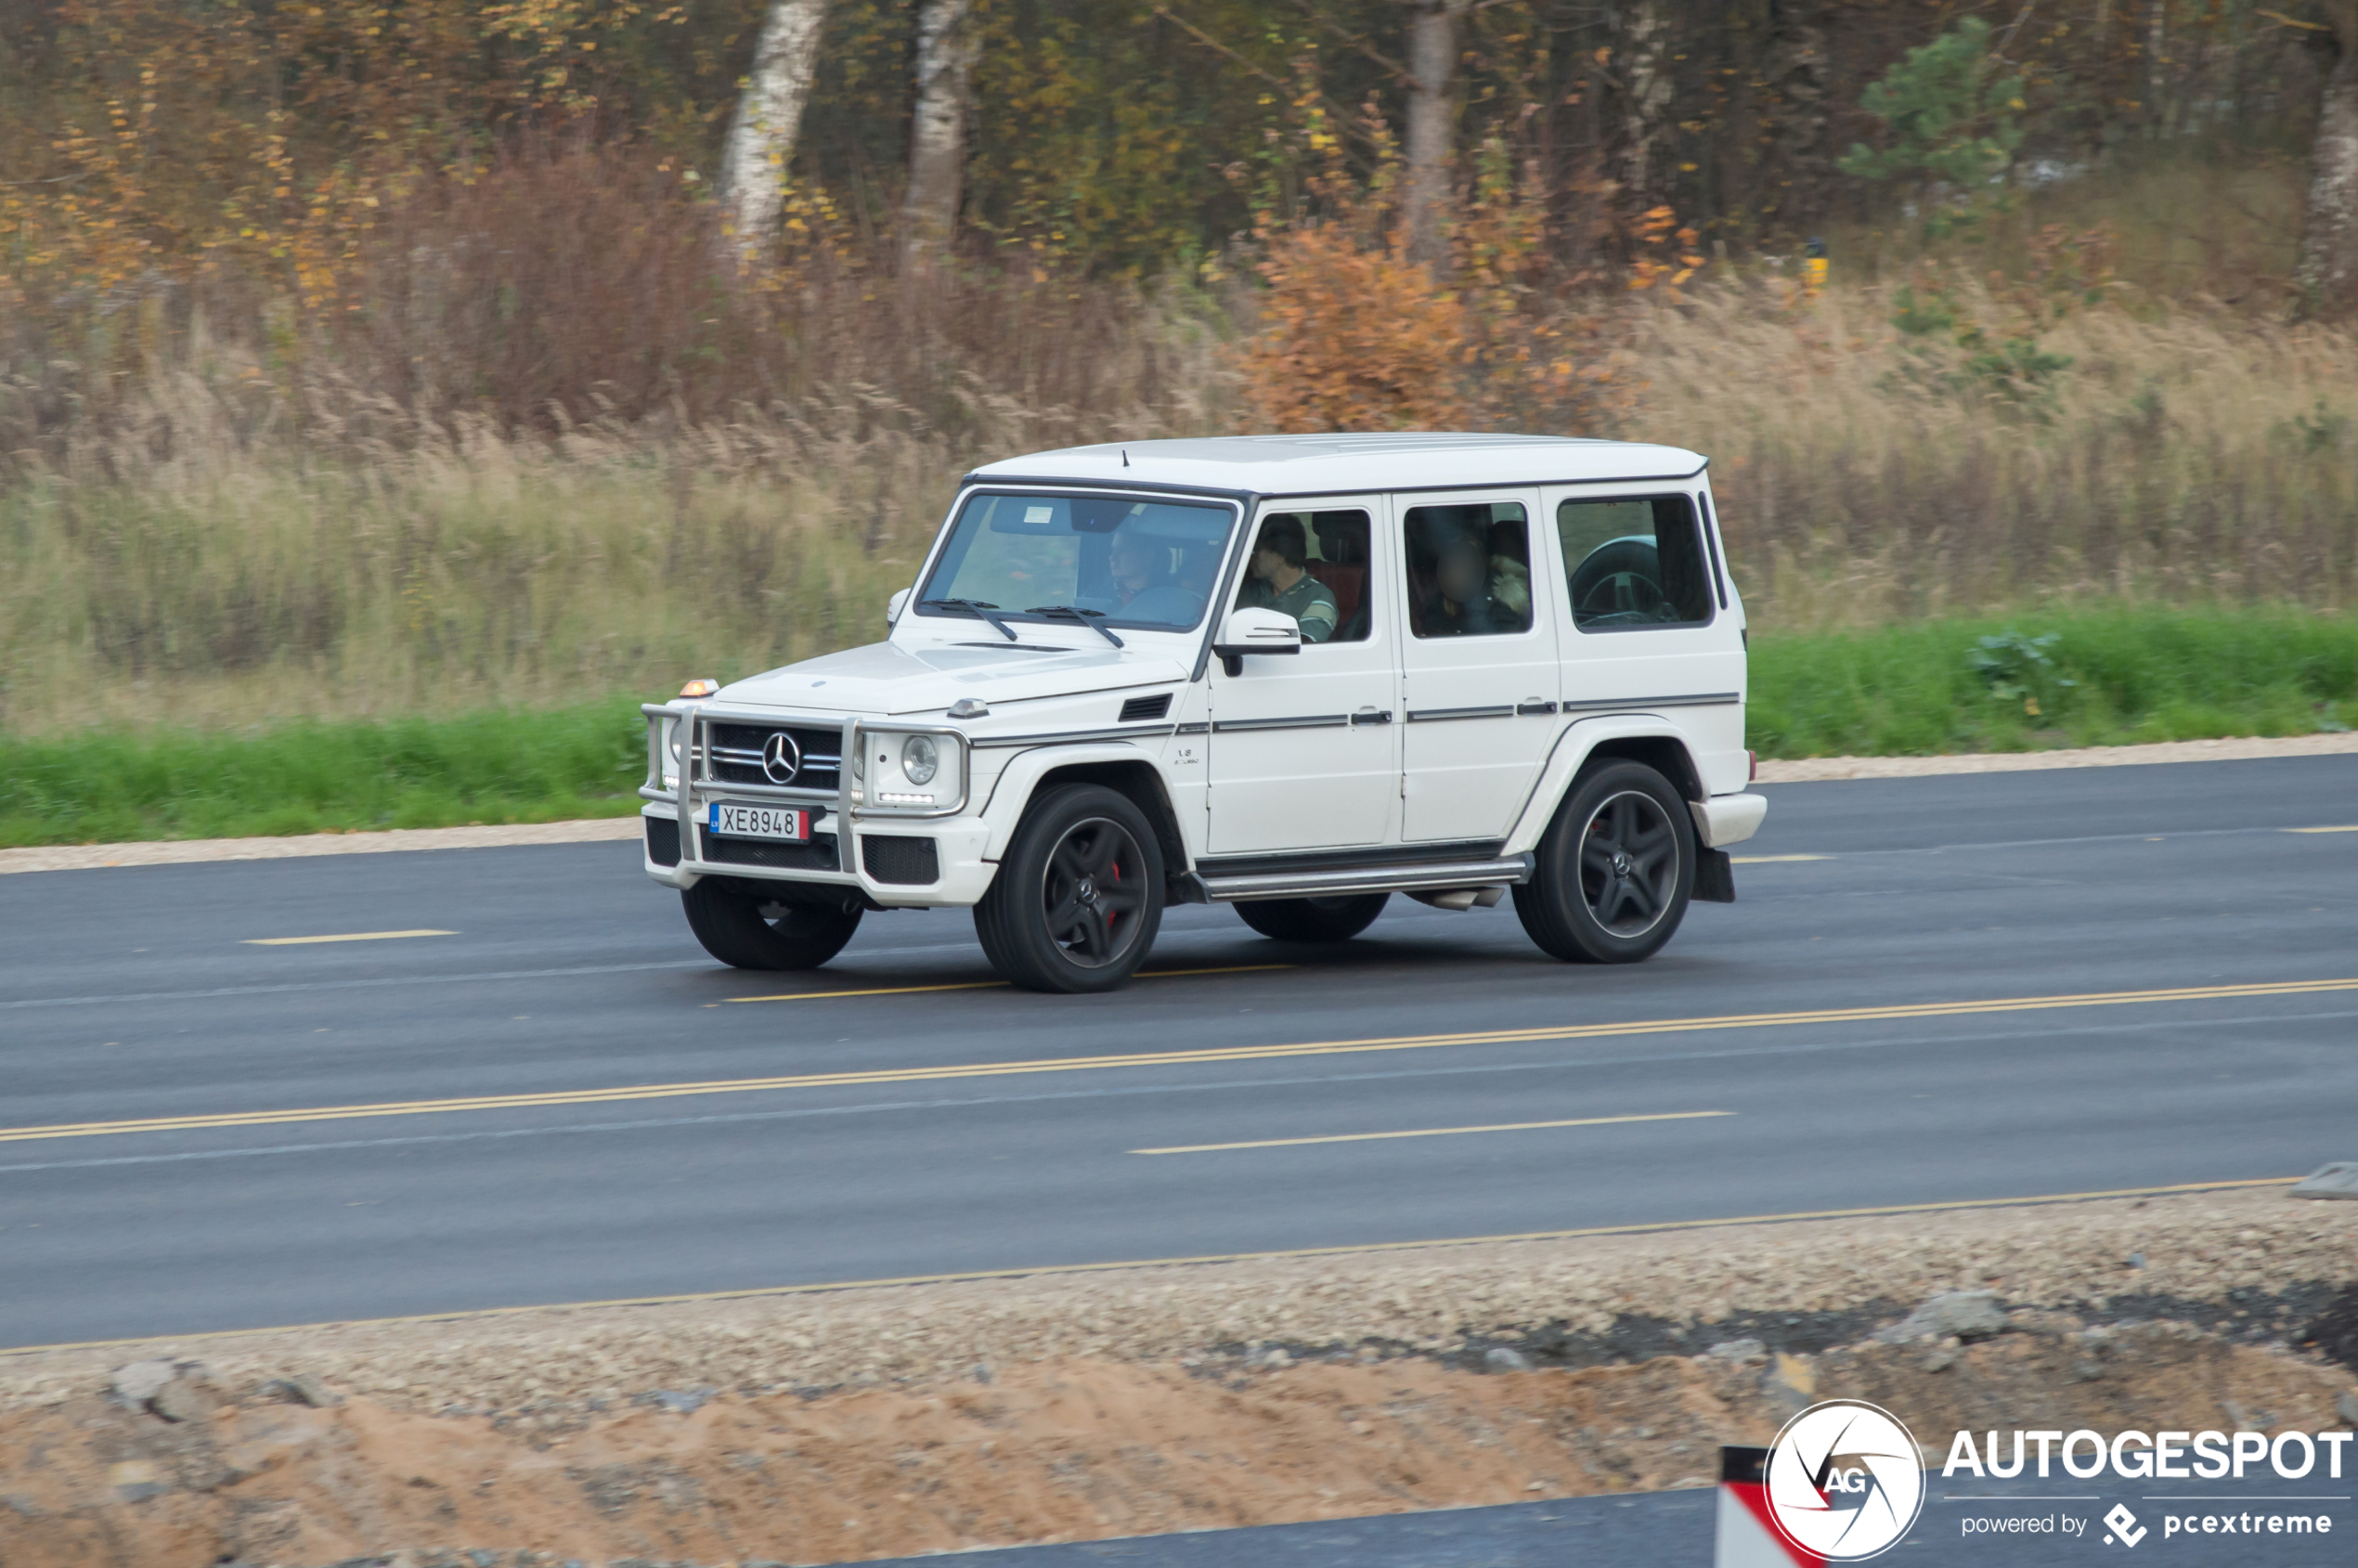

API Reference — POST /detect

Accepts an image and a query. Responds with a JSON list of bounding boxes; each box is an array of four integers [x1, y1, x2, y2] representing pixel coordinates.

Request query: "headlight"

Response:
[[900, 733, 939, 785]]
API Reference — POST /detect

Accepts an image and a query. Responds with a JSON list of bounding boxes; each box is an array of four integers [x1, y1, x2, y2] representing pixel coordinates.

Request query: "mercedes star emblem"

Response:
[[760, 731, 802, 784]]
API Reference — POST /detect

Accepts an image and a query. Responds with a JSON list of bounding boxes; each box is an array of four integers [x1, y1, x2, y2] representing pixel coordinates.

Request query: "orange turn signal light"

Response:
[[679, 678, 719, 698]]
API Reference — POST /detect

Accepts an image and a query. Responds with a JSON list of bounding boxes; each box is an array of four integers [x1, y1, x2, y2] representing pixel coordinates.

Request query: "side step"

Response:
[[1198, 854, 1534, 904]]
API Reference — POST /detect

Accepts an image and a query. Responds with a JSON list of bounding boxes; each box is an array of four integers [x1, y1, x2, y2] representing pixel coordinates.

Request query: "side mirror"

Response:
[[887, 588, 910, 626], [1213, 606, 1302, 676]]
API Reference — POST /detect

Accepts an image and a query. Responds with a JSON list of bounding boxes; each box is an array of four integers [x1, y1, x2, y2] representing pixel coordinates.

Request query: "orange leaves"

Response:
[[1626, 205, 1706, 295], [1237, 223, 1471, 433]]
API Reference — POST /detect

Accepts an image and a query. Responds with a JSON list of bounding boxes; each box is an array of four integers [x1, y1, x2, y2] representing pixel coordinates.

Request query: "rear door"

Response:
[[1393, 492, 1561, 844], [1206, 500, 1400, 853]]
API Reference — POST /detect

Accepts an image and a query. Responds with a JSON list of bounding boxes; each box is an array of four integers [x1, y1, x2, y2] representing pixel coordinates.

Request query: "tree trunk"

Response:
[[2298, 6, 2358, 316], [717, 0, 830, 264], [902, 0, 978, 265], [1402, 0, 1464, 273], [1613, 1, 1673, 208]]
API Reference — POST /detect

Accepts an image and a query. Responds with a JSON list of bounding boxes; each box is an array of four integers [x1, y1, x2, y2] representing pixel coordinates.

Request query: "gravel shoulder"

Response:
[[4, 1187, 2353, 1567], [7, 732, 2353, 875]]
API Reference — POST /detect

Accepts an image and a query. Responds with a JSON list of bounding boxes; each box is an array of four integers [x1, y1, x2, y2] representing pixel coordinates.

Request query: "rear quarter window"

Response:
[[1556, 495, 1715, 631]]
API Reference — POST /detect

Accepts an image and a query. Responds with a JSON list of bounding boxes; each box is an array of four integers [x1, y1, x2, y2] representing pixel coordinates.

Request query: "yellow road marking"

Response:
[[1133, 1109, 1732, 1155], [2286, 826, 2358, 834], [8, 975, 2353, 1147], [1731, 854, 1829, 863], [243, 929, 457, 946], [726, 964, 1289, 1003], [0, 1176, 2299, 1359]]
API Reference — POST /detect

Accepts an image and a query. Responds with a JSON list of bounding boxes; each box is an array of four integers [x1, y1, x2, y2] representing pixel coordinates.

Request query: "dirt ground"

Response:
[[4, 1188, 2353, 1568]]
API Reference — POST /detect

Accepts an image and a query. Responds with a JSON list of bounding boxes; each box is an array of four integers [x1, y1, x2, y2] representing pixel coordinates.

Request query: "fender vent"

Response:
[[1120, 692, 1173, 722]]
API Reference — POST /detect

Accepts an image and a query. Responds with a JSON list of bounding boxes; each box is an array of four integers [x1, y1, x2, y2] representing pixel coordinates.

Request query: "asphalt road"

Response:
[[3, 754, 2356, 1350]]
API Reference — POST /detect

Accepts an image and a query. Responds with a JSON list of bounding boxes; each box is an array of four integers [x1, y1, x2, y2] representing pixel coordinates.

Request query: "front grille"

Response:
[[1120, 692, 1173, 722], [706, 720, 843, 792], [701, 832, 842, 873], [862, 835, 940, 885], [644, 817, 681, 867]]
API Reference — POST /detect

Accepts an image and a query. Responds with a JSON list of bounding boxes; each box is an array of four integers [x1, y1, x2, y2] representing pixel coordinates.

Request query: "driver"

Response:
[[1108, 530, 1158, 609], [1234, 515, 1339, 642]]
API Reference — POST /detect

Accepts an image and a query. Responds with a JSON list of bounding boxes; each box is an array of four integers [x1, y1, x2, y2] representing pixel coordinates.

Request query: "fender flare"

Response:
[[1500, 715, 1706, 856], [977, 742, 1179, 862]]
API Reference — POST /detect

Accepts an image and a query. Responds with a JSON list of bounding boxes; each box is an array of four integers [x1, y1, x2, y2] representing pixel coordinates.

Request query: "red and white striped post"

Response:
[[1716, 1445, 1823, 1567]]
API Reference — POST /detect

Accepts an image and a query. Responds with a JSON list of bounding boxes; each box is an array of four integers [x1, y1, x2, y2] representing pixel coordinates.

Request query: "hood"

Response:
[[715, 638, 1191, 717]]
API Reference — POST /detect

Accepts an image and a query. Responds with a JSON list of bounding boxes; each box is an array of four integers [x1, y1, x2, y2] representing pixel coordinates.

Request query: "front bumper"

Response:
[[638, 702, 998, 906]]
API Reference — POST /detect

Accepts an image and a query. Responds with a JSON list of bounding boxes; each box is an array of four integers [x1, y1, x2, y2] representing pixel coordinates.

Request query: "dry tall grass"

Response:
[[4, 272, 2352, 735]]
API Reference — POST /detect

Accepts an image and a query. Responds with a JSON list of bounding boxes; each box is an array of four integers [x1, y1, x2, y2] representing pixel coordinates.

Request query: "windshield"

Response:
[[913, 490, 1237, 634]]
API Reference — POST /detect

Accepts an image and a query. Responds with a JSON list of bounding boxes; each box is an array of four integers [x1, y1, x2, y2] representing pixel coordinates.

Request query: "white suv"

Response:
[[639, 434, 1767, 992]]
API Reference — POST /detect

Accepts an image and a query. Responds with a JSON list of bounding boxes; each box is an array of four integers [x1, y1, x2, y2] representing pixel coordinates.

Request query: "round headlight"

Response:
[[900, 733, 940, 786], [667, 726, 684, 763]]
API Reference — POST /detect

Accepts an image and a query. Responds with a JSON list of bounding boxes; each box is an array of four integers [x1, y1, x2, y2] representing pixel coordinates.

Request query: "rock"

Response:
[[2339, 1392, 2358, 1425], [646, 1388, 709, 1415], [1875, 1290, 2007, 1343], [1761, 1354, 1816, 1423], [149, 1378, 220, 1423], [1483, 1347, 1532, 1373], [110, 1360, 175, 1407], [1921, 1344, 1958, 1373], [264, 1373, 344, 1407], [1704, 1338, 1766, 1363], [970, 1362, 994, 1385]]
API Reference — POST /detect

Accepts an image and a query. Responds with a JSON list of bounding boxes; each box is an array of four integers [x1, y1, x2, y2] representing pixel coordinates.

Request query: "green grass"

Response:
[[1748, 608, 2358, 758], [0, 703, 648, 848], [4, 609, 2354, 849]]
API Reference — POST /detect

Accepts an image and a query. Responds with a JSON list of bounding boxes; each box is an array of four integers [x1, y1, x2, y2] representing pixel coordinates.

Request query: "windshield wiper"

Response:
[[920, 598, 1017, 641], [1026, 605, 1124, 648]]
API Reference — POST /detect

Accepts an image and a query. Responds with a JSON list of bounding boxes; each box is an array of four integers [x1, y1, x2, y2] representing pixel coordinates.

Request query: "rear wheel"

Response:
[[975, 784, 1165, 993], [1233, 892, 1391, 943], [681, 876, 863, 970], [1512, 761, 1694, 964]]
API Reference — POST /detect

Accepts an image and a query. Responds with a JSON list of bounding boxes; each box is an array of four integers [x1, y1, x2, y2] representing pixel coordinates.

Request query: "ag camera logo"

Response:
[[1766, 1400, 1927, 1561]]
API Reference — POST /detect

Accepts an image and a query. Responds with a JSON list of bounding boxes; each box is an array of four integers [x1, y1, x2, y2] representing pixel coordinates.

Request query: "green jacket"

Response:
[[1237, 571, 1339, 641]]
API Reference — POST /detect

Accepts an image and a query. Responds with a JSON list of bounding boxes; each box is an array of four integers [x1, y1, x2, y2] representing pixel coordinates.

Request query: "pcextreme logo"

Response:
[[1765, 1400, 1928, 1561]]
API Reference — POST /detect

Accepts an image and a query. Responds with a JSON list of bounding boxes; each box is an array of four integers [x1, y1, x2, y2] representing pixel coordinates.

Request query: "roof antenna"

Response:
[[1121, 447, 1130, 467]]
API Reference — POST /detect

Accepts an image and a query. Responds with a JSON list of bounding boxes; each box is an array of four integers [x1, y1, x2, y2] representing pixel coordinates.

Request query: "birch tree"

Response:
[[718, 0, 830, 263], [903, 0, 980, 263], [2298, 2, 2358, 316], [1402, 0, 1470, 271]]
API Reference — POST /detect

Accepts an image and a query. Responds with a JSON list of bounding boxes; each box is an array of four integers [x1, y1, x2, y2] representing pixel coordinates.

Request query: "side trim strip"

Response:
[[1406, 705, 1517, 722], [1560, 692, 1741, 713], [1203, 855, 1535, 902], [971, 723, 1176, 749], [1211, 714, 1351, 732], [1173, 721, 1210, 735], [1196, 838, 1506, 879]]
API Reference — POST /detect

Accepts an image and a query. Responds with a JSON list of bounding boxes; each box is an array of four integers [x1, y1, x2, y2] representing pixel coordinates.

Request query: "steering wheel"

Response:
[[1569, 538, 1671, 625]]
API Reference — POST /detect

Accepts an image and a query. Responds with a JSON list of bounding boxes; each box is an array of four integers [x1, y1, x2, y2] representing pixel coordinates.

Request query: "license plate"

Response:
[[706, 802, 810, 841]]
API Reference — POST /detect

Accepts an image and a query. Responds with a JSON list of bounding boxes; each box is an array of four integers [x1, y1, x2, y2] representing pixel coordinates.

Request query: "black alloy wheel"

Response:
[[1234, 892, 1392, 943], [680, 875, 863, 969], [1512, 759, 1695, 964], [975, 783, 1165, 992]]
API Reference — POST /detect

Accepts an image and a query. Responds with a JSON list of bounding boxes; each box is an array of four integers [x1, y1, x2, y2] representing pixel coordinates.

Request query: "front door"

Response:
[[1207, 502, 1398, 854], [1395, 493, 1562, 843]]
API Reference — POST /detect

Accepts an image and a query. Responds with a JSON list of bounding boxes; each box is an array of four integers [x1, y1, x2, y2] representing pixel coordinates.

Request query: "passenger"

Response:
[[1420, 528, 1514, 635], [1235, 515, 1339, 642]]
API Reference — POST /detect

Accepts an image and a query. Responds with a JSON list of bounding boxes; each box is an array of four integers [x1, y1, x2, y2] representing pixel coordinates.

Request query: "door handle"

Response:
[[1352, 707, 1393, 725], [1517, 699, 1559, 715]]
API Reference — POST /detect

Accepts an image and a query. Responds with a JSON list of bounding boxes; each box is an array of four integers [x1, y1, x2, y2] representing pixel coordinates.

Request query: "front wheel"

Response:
[[1234, 892, 1391, 943], [1512, 761, 1694, 964], [681, 876, 863, 970], [974, 784, 1165, 993]]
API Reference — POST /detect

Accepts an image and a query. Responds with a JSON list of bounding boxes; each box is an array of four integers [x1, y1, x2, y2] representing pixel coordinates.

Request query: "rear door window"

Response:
[[1556, 496, 1715, 631]]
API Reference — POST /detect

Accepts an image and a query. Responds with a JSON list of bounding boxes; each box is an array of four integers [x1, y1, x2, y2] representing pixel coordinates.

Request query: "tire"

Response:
[[1233, 892, 1391, 943], [681, 876, 862, 970], [974, 784, 1165, 993], [1512, 760, 1695, 964]]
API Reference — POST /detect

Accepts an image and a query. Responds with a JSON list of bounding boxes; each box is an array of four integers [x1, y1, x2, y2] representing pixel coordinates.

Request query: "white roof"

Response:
[[967, 434, 1706, 497]]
